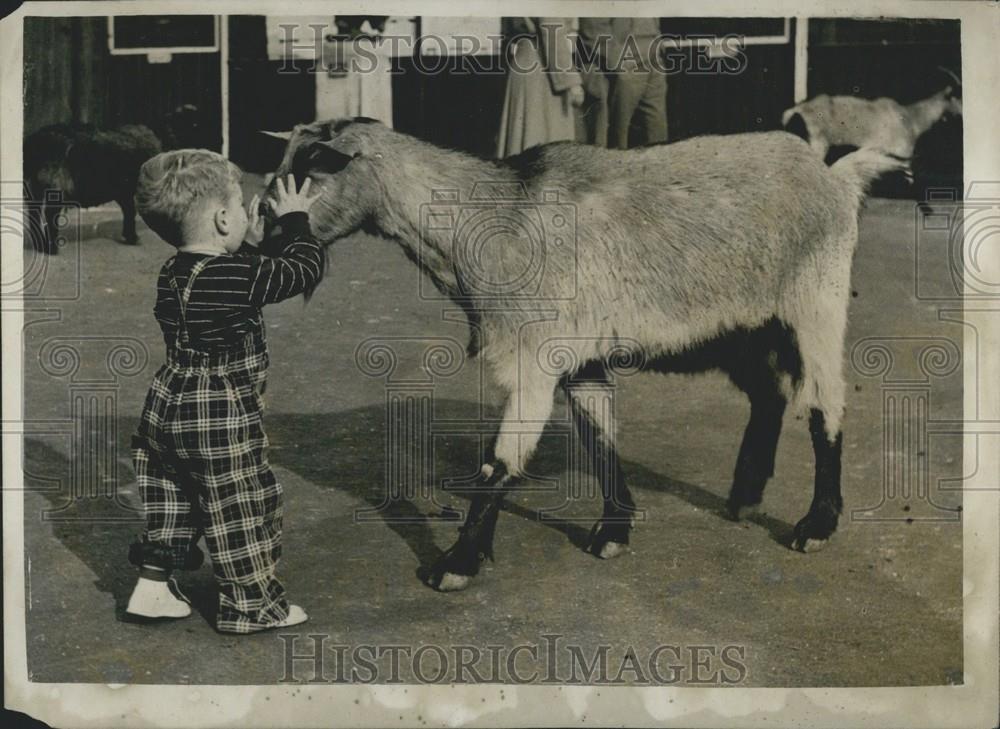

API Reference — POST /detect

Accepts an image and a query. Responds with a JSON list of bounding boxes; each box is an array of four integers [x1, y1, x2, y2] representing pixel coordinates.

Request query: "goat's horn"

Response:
[[936, 66, 962, 88], [261, 130, 293, 140]]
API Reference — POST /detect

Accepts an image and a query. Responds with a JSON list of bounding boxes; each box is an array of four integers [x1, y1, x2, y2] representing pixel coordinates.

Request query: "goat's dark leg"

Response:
[[726, 382, 787, 520], [792, 409, 843, 551], [25, 191, 48, 253], [787, 305, 848, 552], [41, 203, 63, 255], [427, 372, 558, 592], [118, 194, 139, 245], [565, 361, 636, 559], [426, 463, 516, 591]]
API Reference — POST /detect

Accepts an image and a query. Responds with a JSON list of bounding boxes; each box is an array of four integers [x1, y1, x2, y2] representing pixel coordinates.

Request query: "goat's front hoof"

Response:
[[425, 543, 484, 592], [589, 518, 632, 559], [791, 506, 840, 552], [435, 572, 471, 592], [120, 236, 139, 246], [425, 561, 476, 592]]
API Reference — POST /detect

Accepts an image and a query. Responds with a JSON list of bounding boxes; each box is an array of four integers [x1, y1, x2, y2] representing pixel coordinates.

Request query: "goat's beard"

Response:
[[302, 245, 329, 303]]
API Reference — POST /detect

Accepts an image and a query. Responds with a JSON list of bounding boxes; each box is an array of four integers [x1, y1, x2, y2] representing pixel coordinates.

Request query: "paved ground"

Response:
[[19, 191, 963, 687]]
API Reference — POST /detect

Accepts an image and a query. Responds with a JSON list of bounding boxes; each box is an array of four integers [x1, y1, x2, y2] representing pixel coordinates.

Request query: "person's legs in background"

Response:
[[606, 69, 648, 149], [634, 68, 668, 146], [576, 67, 609, 146]]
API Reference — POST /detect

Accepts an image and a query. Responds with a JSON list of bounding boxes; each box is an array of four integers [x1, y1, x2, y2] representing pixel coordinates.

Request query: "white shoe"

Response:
[[218, 604, 310, 634], [241, 604, 309, 633], [274, 604, 309, 628], [124, 577, 192, 622]]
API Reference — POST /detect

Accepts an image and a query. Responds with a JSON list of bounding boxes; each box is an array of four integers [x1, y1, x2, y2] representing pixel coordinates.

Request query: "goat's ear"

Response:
[[316, 132, 365, 157], [293, 141, 359, 177], [316, 135, 366, 160], [261, 130, 293, 141]]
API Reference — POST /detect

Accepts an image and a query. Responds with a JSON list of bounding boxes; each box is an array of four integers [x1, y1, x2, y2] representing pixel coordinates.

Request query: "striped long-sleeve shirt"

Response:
[[154, 212, 324, 351]]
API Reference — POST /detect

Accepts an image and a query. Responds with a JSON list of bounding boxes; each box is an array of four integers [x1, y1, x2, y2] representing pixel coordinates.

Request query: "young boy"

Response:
[[124, 149, 324, 634]]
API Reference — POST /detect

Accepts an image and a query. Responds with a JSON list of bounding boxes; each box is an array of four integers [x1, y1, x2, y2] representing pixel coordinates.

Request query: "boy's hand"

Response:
[[244, 193, 266, 247], [269, 174, 323, 219]]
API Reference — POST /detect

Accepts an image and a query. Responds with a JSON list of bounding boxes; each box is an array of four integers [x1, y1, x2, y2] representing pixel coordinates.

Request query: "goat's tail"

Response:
[[830, 148, 912, 198]]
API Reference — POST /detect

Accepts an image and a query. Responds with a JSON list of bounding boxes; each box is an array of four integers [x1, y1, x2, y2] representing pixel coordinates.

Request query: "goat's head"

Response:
[[261, 117, 391, 243], [942, 86, 963, 116], [936, 67, 963, 116]]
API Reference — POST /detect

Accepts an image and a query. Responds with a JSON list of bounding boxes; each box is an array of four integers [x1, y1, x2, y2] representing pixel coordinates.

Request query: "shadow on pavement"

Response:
[[23, 397, 794, 613]]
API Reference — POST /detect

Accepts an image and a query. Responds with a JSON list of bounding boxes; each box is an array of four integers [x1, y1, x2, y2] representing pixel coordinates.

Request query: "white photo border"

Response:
[[3, 1, 997, 727]]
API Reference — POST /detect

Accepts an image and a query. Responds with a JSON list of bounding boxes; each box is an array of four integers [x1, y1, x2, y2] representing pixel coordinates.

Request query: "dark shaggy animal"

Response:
[[265, 118, 908, 592], [23, 104, 207, 254]]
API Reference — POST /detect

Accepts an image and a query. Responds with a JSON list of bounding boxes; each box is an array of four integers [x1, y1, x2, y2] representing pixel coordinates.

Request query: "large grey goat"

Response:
[[782, 72, 962, 161], [265, 118, 906, 592]]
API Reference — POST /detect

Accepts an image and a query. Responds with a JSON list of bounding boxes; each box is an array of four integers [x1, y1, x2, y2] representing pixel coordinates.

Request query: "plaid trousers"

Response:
[[131, 261, 290, 633]]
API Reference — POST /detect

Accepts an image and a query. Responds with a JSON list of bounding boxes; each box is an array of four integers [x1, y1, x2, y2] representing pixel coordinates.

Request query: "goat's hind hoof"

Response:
[[791, 508, 839, 553], [726, 500, 763, 522], [793, 537, 829, 553], [597, 541, 628, 560]]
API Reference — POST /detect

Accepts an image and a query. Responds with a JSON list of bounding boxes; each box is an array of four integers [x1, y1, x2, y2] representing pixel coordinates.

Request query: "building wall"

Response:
[[23, 15, 222, 148], [23, 17, 106, 132]]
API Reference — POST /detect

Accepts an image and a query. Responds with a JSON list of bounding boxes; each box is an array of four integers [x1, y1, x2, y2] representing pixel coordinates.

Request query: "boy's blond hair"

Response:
[[135, 149, 242, 247]]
